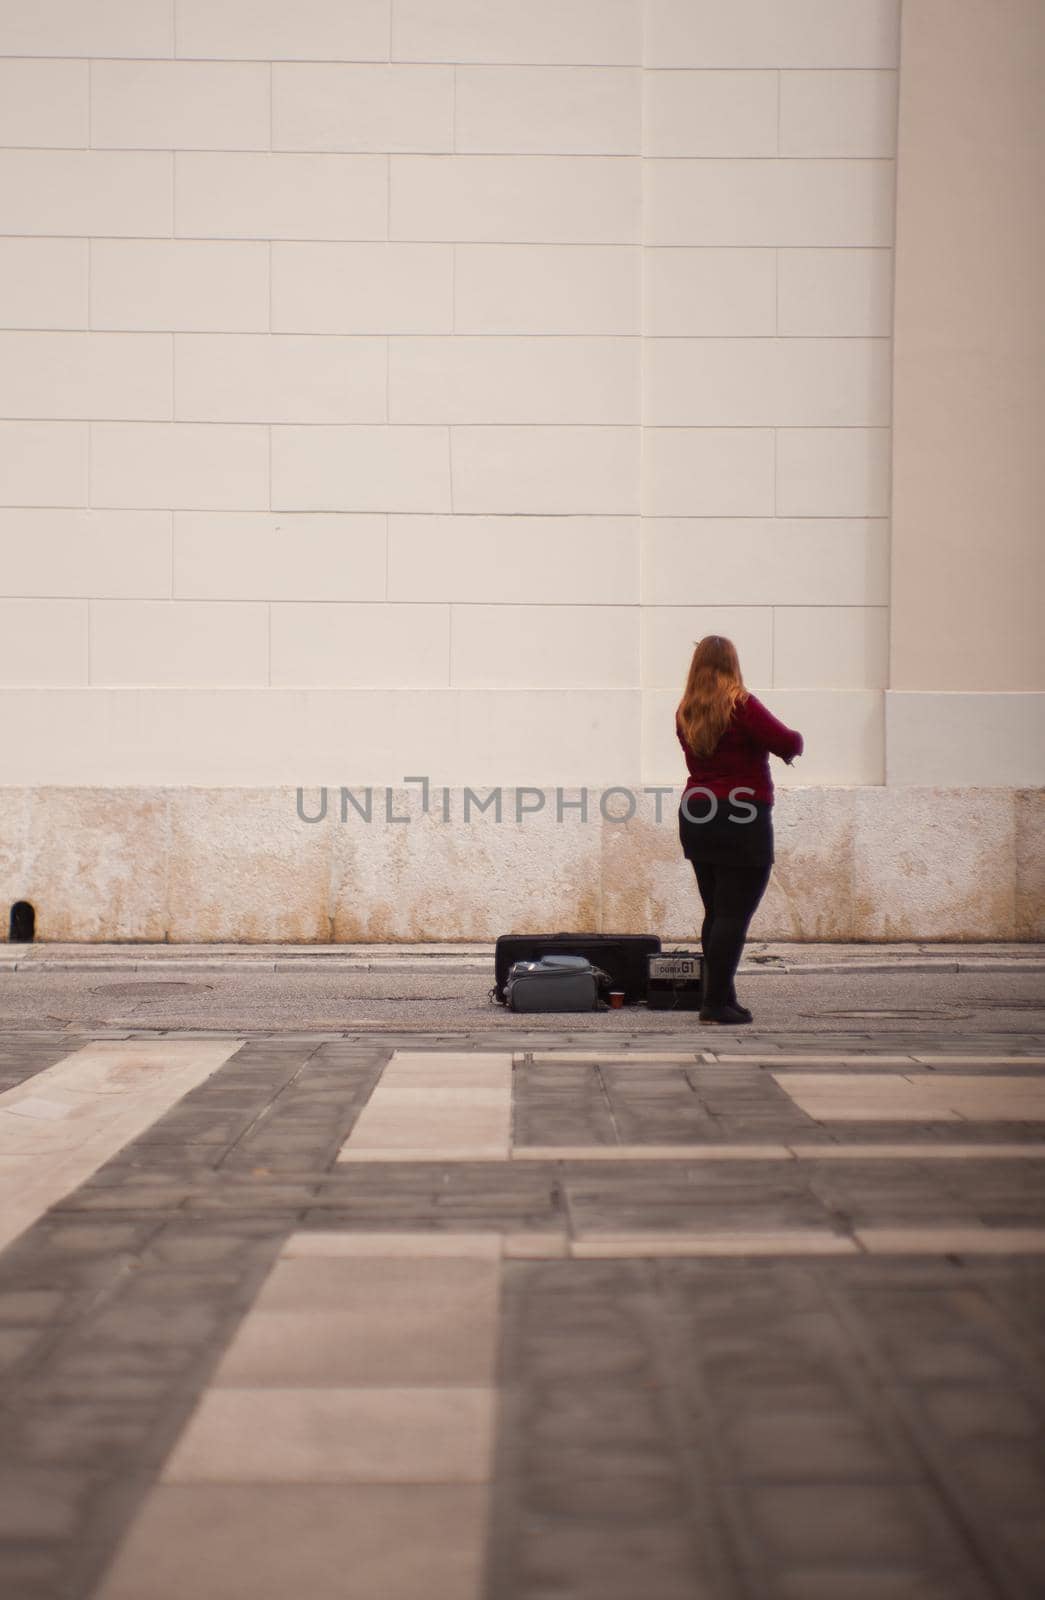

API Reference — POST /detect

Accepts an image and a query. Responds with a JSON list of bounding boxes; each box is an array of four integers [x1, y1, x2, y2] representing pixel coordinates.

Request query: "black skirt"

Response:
[[678, 794, 774, 865]]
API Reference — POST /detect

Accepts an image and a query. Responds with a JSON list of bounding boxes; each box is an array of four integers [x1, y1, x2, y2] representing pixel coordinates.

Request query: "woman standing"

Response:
[[676, 636, 803, 1026]]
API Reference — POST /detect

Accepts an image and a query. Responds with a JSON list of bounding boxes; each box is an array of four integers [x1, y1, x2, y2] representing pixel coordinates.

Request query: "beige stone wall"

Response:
[[2, 787, 1041, 943], [0, 0, 899, 796], [888, 0, 1045, 779], [0, 2, 1040, 940]]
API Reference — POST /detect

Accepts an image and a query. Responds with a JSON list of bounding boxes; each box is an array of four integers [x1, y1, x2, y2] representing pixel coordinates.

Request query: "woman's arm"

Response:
[[739, 694, 804, 762]]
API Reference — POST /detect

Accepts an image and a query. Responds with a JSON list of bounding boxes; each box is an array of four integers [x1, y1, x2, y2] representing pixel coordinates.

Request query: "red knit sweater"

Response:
[[677, 694, 804, 806]]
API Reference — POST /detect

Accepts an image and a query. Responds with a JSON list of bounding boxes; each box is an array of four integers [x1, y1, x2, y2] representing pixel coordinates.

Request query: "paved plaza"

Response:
[[1, 952, 1044, 1599]]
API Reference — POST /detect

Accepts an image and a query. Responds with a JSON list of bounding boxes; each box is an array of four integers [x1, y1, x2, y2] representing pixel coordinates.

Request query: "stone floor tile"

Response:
[[914, 1056, 1045, 1067], [15, 1404, 157, 1466], [384, 1051, 510, 1070], [509, 1511, 708, 1599], [777, 1073, 1045, 1123], [518, 1454, 691, 1518], [527, 1052, 700, 1064], [954, 1436, 1045, 1512], [0, 1466, 87, 1539], [745, 1482, 955, 1565], [0, 1551, 68, 1600], [3, 1029, 1045, 1600], [775, 1074, 958, 1121], [0, 1286, 70, 1322], [512, 1144, 794, 1161], [772, 1567, 979, 1600], [0, 1039, 243, 1251], [255, 1253, 498, 1312], [0, 1325, 49, 1373], [338, 1145, 508, 1162], [341, 1104, 510, 1151], [920, 1386, 1044, 1442], [139, 1232, 281, 1271], [93, 1483, 489, 1600], [566, 1200, 834, 1240], [20, 1368, 178, 1407], [992, 1516, 1045, 1591], [502, 1232, 569, 1259], [723, 1411, 909, 1482], [162, 1386, 495, 1484], [79, 1298, 226, 1348], [282, 1230, 502, 1259], [716, 1054, 919, 1067], [571, 1231, 859, 1258], [381, 1066, 513, 1090], [791, 1143, 1045, 1160], [856, 1227, 1045, 1254], [376, 1086, 510, 1108], [521, 1378, 662, 1443], [212, 1296, 498, 1386], [512, 1114, 619, 1147], [510, 1335, 652, 1387]]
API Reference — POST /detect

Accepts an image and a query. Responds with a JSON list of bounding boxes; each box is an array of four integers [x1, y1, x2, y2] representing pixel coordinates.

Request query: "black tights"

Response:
[[691, 858, 772, 1008]]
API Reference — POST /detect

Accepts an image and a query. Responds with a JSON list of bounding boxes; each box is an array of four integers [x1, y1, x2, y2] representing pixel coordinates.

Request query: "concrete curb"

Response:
[[1, 955, 1042, 977]]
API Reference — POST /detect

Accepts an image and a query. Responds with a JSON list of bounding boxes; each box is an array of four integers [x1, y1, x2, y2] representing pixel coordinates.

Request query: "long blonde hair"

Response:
[[677, 635, 748, 757]]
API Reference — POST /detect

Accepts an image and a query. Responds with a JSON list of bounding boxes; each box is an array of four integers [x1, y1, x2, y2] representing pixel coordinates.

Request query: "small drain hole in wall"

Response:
[[9, 902, 35, 943]]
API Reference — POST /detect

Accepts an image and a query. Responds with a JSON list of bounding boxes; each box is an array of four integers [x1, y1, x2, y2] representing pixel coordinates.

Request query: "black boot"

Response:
[[699, 1002, 752, 1026], [727, 988, 753, 1023]]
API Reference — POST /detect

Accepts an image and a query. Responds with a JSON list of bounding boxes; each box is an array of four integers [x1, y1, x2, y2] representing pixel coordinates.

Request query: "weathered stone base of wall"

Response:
[[0, 787, 1041, 943]]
